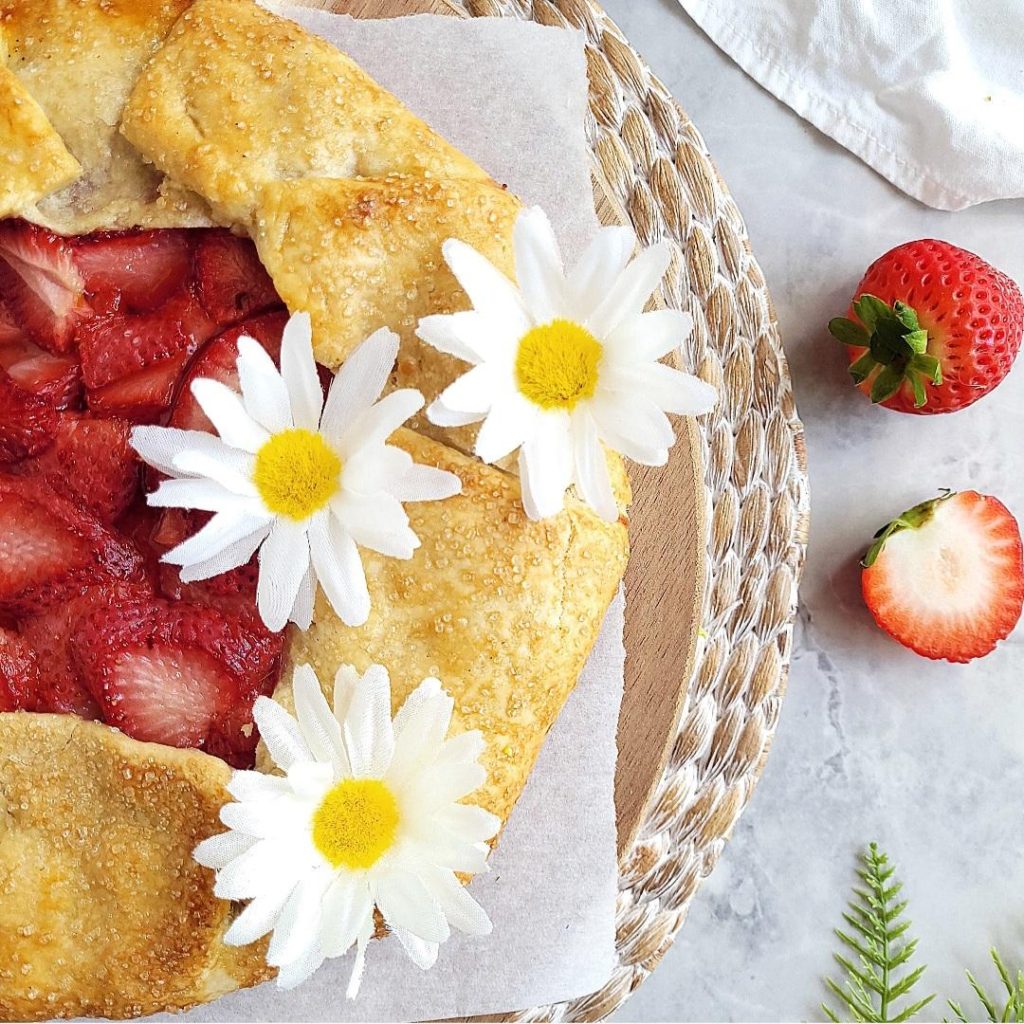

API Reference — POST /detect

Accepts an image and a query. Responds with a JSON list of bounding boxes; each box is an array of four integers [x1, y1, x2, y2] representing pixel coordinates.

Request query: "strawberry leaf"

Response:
[[830, 317, 871, 347]]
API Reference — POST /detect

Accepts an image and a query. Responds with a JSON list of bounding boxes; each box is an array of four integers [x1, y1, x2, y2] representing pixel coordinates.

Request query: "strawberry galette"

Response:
[[0, 0, 714, 1019]]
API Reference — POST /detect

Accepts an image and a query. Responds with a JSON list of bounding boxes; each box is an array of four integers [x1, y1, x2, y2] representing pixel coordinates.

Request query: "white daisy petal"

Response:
[[256, 518, 312, 632], [566, 225, 636, 319], [227, 770, 292, 802], [332, 664, 361, 727], [588, 240, 672, 337], [442, 238, 531, 336], [213, 837, 297, 901], [276, 940, 326, 991], [176, 522, 270, 584], [286, 760, 335, 801], [319, 875, 373, 958], [433, 803, 502, 846], [288, 560, 317, 632], [190, 378, 270, 453], [321, 328, 399, 441], [332, 491, 418, 560], [224, 876, 298, 947], [433, 363, 498, 416], [345, 920, 374, 1000], [590, 393, 676, 458], [604, 361, 717, 416], [572, 412, 618, 523], [146, 477, 257, 515], [426, 397, 485, 429], [394, 929, 439, 971], [474, 393, 537, 464], [279, 312, 324, 431], [415, 311, 488, 364], [514, 206, 567, 323], [518, 413, 573, 521], [162, 510, 271, 569], [172, 448, 258, 496], [130, 426, 230, 478], [193, 830, 258, 871], [307, 513, 371, 627], [252, 695, 313, 772], [343, 663, 395, 778], [220, 799, 300, 839], [605, 308, 693, 362], [292, 664, 347, 772], [373, 870, 449, 944], [267, 870, 333, 968], [387, 680, 453, 787], [237, 335, 293, 434], [337, 389, 424, 456], [420, 865, 492, 936]]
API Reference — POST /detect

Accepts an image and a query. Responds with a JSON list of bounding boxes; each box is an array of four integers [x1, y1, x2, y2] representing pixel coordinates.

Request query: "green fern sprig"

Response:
[[822, 843, 935, 1023], [947, 949, 1024, 1022]]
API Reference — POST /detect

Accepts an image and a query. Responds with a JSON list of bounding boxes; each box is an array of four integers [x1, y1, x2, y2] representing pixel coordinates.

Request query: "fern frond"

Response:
[[822, 844, 934, 1023], [946, 949, 1024, 1022]]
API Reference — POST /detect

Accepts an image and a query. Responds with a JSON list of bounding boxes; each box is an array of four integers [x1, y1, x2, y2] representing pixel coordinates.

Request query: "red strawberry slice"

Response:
[[0, 626, 40, 712], [77, 290, 216, 390], [1, 336, 81, 409], [0, 475, 144, 615], [862, 490, 1024, 663], [169, 310, 289, 433], [17, 414, 140, 522], [75, 596, 284, 766], [195, 230, 281, 327], [86, 348, 191, 424], [73, 228, 194, 314], [0, 371, 58, 463], [16, 580, 152, 720], [0, 220, 89, 353], [0, 298, 24, 346]]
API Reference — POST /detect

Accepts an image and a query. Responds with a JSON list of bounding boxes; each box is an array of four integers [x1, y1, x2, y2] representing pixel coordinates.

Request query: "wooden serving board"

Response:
[[300, 0, 706, 859]]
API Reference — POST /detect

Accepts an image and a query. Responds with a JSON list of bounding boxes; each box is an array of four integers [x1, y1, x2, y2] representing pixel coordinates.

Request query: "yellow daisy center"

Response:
[[311, 778, 400, 870], [514, 319, 603, 411], [253, 428, 341, 521]]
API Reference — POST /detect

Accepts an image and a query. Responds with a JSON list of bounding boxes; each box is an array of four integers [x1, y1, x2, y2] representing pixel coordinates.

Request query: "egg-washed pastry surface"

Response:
[[0, 714, 271, 1022], [269, 429, 630, 829], [0, 0, 213, 233], [120, 0, 492, 227]]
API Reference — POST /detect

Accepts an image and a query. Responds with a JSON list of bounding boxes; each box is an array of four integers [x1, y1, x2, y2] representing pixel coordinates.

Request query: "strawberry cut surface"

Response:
[[862, 490, 1024, 663], [73, 228, 194, 314], [0, 220, 89, 353], [0, 217, 289, 768], [195, 229, 282, 327]]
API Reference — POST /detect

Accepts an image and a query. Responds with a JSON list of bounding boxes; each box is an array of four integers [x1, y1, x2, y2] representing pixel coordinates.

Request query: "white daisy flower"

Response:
[[417, 206, 717, 522], [194, 662, 500, 995], [131, 313, 461, 632]]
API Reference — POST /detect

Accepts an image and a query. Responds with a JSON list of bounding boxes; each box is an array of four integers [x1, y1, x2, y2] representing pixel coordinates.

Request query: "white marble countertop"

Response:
[[601, 2, 1024, 1022]]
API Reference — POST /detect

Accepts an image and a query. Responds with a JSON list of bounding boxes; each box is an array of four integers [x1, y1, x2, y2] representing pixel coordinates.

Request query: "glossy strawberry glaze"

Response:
[[0, 219, 298, 767]]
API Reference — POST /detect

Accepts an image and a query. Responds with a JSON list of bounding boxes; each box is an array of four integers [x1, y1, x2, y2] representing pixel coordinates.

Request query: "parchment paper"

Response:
[[163, 11, 624, 1022]]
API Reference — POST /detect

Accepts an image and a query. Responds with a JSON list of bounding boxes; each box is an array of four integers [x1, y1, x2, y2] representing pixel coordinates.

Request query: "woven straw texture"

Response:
[[449, 0, 811, 1019]]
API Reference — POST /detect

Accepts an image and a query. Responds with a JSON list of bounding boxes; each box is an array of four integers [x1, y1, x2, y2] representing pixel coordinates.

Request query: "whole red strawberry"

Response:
[[829, 239, 1023, 413]]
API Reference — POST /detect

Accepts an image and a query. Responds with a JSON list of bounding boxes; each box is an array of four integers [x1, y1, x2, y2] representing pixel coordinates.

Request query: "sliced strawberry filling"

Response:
[[0, 217, 294, 768]]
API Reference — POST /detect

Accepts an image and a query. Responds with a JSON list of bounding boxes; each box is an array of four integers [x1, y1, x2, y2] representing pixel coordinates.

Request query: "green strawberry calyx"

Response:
[[862, 489, 956, 568], [828, 293, 943, 408]]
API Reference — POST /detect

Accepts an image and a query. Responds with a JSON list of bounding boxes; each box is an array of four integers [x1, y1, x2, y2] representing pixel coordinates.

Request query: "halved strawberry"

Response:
[[17, 414, 140, 522], [862, 490, 1024, 662], [0, 475, 144, 615], [195, 230, 281, 327], [73, 228, 194, 314], [0, 336, 81, 409], [86, 348, 191, 424], [0, 220, 89, 353], [0, 371, 58, 463], [75, 596, 284, 766], [0, 298, 24, 345], [168, 310, 289, 433], [77, 290, 216, 390], [0, 626, 40, 712]]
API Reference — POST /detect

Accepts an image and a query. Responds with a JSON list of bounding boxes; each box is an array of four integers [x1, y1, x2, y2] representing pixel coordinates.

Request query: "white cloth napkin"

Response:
[[678, 0, 1024, 210]]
